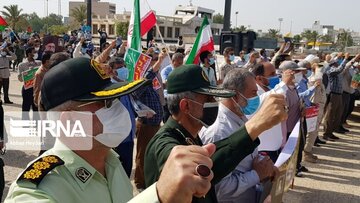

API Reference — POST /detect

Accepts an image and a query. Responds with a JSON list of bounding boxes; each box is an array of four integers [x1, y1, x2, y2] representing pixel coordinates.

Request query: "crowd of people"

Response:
[[0, 27, 359, 203]]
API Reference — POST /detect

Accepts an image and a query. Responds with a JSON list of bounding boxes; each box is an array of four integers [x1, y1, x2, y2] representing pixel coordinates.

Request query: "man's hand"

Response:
[[314, 80, 321, 87], [245, 94, 288, 140], [252, 155, 274, 181], [344, 53, 350, 60], [156, 144, 216, 203], [110, 40, 116, 48]]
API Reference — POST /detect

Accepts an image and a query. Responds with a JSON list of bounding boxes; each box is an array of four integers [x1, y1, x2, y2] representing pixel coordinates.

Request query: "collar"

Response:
[[50, 140, 120, 191], [219, 103, 247, 127], [165, 117, 202, 145]]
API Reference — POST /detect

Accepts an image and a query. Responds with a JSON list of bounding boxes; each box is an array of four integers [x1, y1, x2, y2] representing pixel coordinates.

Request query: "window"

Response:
[[175, 28, 180, 38], [100, 24, 106, 31], [159, 26, 165, 37], [92, 24, 98, 34], [109, 24, 115, 35], [167, 27, 173, 38]]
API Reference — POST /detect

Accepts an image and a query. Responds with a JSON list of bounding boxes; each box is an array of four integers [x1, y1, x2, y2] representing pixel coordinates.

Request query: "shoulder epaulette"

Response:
[[17, 155, 64, 186]]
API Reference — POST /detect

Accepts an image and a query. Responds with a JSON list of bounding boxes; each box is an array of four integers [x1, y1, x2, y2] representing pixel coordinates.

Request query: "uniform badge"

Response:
[[91, 59, 111, 79], [18, 155, 64, 186], [76, 167, 92, 183]]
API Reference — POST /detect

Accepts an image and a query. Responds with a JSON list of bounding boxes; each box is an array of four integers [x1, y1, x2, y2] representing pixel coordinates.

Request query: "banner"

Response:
[[22, 68, 39, 90], [270, 121, 301, 202], [305, 106, 319, 133], [125, 48, 152, 81]]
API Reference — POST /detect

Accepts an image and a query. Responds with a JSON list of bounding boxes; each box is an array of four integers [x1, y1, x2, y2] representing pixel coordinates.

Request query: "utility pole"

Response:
[[278, 18, 283, 34], [87, 0, 92, 27], [235, 11, 239, 28], [58, 0, 61, 16], [223, 0, 231, 31]]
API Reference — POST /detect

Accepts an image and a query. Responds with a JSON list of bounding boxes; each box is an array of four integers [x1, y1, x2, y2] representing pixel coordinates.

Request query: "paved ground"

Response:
[[1, 71, 359, 202]]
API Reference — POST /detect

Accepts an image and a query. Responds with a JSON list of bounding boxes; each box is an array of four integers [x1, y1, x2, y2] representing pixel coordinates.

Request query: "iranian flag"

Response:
[[0, 16, 8, 32], [186, 16, 214, 65], [126, 0, 157, 81]]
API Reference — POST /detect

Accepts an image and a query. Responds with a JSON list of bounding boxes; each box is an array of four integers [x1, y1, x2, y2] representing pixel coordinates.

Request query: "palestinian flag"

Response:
[[0, 16, 8, 32], [185, 16, 214, 65]]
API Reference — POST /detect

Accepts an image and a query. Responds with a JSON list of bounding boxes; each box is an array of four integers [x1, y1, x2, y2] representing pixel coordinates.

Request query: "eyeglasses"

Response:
[[77, 98, 116, 109]]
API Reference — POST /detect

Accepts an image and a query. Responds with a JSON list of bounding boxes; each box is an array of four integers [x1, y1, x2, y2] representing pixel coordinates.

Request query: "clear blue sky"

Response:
[[0, 0, 359, 34]]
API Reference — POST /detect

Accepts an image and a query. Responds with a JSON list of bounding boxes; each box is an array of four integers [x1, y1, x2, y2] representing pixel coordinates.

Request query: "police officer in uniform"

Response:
[[144, 64, 288, 203], [5, 58, 221, 203]]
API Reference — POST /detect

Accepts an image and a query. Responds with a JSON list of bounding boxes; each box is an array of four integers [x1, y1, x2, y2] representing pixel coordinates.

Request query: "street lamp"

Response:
[[278, 18, 283, 33], [235, 11, 239, 28]]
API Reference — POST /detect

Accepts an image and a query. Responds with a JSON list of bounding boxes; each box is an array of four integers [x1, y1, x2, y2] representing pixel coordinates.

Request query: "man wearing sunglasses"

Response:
[[144, 64, 289, 203], [5, 58, 218, 203]]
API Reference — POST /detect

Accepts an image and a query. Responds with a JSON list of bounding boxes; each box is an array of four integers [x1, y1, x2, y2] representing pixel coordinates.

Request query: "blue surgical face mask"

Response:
[[239, 93, 260, 115], [81, 48, 87, 55], [209, 57, 215, 65], [306, 70, 312, 78], [116, 67, 129, 81], [267, 75, 280, 89], [229, 55, 235, 62]]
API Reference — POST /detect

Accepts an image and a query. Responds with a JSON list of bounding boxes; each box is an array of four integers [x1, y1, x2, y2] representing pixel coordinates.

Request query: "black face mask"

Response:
[[188, 100, 219, 127]]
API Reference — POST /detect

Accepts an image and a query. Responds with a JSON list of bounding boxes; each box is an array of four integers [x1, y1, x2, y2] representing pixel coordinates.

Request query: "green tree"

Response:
[[301, 30, 320, 48], [48, 25, 69, 35], [116, 21, 129, 38], [25, 13, 44, 32], [232, 25, 247, 32], [212, 13, 224, 24], [266, 29, 281, 39], [336, 31, 353, 51], [293, 34, 301, 43], [1, 5, 26, 31], [70, 5, 87, 24], [42, 13, 63, 33], [320, 34, 333, 43]]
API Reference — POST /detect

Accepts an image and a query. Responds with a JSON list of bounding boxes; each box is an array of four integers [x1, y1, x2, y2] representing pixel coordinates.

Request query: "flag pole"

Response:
[[8, 28, 21, 42], [144, 0, 171, 55]]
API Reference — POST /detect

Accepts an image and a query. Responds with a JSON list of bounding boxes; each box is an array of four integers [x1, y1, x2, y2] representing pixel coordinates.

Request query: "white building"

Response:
[[90, 4, 223, 43]]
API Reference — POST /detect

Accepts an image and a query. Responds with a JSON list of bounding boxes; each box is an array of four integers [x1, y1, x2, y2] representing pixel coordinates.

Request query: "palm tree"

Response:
[[1, 5, 26, 31], [267, 29, 280, 39], [70, 5, 87, 24], [301, 30, 320, 49]]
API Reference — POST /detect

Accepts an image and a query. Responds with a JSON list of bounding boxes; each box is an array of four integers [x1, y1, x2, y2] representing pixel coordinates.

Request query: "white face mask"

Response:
[[293, 72, 303, 84], [94, 99, 132, 148], [0, 51, 6, 57], [32, 53, 38, 60], [256, 58, 262, 64], [35, 47, 40, 51]]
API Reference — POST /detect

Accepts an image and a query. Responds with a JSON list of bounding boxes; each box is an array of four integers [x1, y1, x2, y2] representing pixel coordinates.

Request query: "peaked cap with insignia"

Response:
[[166, 64, 235, 98], [41, 57, 150, 111]]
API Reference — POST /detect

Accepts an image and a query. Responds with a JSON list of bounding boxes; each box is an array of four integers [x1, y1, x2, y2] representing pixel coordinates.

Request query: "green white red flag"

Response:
[[0, 16, 8, 32], [125, 0, 157, 81], [185, 16, 214, 65]]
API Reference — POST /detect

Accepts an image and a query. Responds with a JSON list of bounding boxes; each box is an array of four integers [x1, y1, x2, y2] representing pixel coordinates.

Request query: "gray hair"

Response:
[[172, 53, 184, 61], [222, 69, 255, 93], [167, 91, 196, 115]]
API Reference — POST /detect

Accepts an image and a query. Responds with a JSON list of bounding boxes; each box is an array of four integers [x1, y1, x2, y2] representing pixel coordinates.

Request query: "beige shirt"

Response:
[[0, 52, 17, 78]]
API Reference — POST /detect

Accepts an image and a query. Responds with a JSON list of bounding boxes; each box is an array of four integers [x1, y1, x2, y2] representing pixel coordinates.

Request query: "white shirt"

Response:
[[251, 83, 287, 151], [199, 103, 259, 203]]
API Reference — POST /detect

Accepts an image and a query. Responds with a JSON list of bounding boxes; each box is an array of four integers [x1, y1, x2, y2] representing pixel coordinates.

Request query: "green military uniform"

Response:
[[144, 64, 261, 203], [145, 117, 260, 203], [5, 140, 160, 203]]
